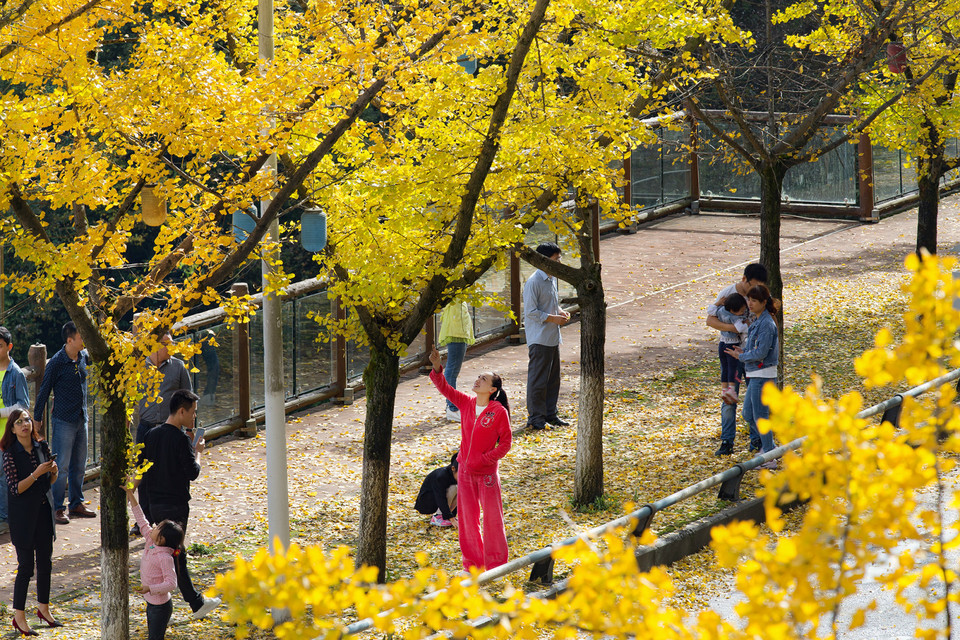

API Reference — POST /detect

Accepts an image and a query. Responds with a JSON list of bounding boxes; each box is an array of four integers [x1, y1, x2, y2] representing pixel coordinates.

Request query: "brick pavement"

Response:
[[1, 201, 958, 606]]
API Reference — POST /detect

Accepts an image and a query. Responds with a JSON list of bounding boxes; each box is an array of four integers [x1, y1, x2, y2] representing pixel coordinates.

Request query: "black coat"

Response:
[[414, 466, 458, 520], [4, 439, 56, 548]]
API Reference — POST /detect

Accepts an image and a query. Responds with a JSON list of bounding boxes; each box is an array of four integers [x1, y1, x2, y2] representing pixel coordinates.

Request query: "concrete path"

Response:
[[0, 200, 958, 613], [707, 473, 960, 639]]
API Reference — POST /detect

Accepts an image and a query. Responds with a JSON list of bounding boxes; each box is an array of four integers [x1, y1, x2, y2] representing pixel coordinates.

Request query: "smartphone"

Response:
[[192, 427, 205, 448], [50, 453, 58, 461]]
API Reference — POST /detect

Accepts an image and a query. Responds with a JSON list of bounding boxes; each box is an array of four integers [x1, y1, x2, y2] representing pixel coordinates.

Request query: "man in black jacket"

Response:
[[414, 452, 459, 527], [140, 389, 220, 619]]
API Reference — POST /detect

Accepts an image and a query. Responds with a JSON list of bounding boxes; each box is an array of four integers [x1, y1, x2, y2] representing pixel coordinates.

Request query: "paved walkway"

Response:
[[1, 201, 958, 607]]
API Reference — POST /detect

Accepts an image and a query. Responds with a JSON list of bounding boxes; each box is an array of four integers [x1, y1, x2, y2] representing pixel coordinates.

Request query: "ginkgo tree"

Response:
[[687, 0, 958, 301], [306, 0, 745, 575], [860, 13, 960, 255], [213, 252, 960, 640], [0, 0, 488, 637]]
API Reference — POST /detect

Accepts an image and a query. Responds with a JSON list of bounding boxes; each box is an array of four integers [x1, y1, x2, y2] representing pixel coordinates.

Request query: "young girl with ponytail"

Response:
[[428, 347, 512, 571], [125, 485, 185, 639]]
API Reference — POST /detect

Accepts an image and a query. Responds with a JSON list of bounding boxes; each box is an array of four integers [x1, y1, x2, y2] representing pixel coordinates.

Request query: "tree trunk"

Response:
[[758, 161, 786, 301], [758, 161, 787, 387], [99, 365, 130, 640], [572, 262, 605, 508], [916, 119, 944, 256], [355, 347, 400, 581]]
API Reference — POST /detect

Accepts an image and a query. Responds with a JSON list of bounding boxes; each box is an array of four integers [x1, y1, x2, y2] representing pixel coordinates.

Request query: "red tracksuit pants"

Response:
[[457, 469, 508, 571]]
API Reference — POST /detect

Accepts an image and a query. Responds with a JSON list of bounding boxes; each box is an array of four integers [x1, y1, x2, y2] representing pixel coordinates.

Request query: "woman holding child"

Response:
[[725, 284, 780, 468]]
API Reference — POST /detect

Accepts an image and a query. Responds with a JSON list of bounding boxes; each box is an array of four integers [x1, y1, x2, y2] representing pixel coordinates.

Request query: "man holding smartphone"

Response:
[[139, 389, 220, 619], [131, 330, 193, 529]]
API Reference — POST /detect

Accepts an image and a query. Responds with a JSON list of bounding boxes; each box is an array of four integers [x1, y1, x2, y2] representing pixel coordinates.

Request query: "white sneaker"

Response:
[[191, 596, 221, 619], [445, 408, 461, 422]]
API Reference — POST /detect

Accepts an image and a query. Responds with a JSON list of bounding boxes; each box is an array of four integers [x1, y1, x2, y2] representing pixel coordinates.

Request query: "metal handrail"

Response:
[[340, 369, 960, 637]]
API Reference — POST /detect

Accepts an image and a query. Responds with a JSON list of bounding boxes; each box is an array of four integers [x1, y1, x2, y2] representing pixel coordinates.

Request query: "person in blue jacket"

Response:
[[725, 284, 780, 469], [0, 327, 30, 523]]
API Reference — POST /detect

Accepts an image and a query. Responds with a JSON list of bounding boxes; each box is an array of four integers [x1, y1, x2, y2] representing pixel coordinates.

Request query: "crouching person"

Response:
[[415, 453, 458, 527]]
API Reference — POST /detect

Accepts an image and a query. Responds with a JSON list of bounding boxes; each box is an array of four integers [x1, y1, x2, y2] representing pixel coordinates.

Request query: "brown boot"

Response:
[[68, 504, 97, 518]]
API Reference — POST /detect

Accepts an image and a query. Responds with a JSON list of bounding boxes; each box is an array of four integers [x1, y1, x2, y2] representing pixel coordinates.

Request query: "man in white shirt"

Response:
[[523, 242, 570, 430], [707, 263, 767, 456]]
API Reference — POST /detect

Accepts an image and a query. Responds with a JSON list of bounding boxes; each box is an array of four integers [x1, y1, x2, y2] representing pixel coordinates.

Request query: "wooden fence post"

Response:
[[334, 297, 353, 404], [27, 343, 46, 411], [232, 283, 256, 437], [689, 112, 700, 214], [858, 132, 878, 223], [620, 154, 638, 233], [591, 200, 601, 260], [508, 252, 523, 344]]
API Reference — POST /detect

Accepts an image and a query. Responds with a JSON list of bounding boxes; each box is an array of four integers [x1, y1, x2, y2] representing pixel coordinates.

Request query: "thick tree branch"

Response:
[[597, 0, 736, 144], [686, 98, 761, 172], [776, 1, 910, 156], [712, 73, 769, 162], [400, 0, 552, 346], [0, 0, 104, 59], [7, 184, 112, 361], [111, 20, 458, 321], [443, 184, 564, 301], [795, 55, 950, 163], [517, 244, 582, 283], [89, 179, 146, 262]]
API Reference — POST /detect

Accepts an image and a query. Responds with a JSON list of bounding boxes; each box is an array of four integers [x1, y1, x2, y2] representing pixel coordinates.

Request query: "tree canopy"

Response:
[[215, 253, 960, 640]]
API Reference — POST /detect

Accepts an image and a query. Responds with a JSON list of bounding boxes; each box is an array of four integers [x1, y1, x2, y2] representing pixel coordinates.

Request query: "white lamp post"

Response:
[[259, 0, 290, 556]]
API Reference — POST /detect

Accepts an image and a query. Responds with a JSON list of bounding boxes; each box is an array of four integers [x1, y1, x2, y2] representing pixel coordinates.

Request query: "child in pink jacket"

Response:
[[428, 347, 512, 571], [126, 486, 184, 640]]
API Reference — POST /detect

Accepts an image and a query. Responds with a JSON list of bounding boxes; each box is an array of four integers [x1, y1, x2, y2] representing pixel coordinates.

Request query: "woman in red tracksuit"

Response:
[[428, 347, 512, 571]]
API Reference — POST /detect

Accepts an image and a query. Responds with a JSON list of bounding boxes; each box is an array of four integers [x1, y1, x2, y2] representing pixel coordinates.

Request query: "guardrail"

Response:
[[341, 368, 960, 637]]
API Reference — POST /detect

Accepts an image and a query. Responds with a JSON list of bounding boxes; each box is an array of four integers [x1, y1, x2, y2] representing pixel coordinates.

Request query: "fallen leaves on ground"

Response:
[[35, 265, 909, 639]]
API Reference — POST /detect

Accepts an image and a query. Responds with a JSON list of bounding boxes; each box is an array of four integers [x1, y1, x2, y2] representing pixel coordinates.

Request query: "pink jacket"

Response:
[[132, 504, 177, 605], [430, 369, 512, 474]]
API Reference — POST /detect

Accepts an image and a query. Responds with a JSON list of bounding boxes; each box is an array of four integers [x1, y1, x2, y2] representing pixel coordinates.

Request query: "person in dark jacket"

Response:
[[415, 452, 459, 527], [2, 408, 62, 635], [0, 326, 30, 524], [130, 330, 193, 533], [140, 389, 220, 619]]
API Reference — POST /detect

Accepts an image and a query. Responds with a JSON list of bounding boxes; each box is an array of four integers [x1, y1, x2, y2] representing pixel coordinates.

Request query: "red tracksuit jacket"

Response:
[[429, 369, 511, 474]]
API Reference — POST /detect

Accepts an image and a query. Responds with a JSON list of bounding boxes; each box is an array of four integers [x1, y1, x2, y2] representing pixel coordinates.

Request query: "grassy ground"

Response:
[[36, 270, 910, 639]]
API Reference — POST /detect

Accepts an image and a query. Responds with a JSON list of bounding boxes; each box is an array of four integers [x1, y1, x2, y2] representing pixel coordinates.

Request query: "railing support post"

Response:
[[529, 556, 554, 585], [334, 296, 353, 404], [858, 132, 878, 223], [688, 110, 700, 214], [27, 343, 46, 413], [880, 395, 903, 429], [718, 464, 746, 502], [620, 154, 638, 233], [629, 505, 656, 538], [421, 308, 436, 374], [507, 252, 523, 345], [591, 200, 601, 260], [233, 283, 256, 437]]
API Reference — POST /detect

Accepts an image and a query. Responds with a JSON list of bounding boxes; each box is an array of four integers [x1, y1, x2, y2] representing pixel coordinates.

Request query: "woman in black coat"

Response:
[[2, 408, 61, 635]]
